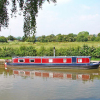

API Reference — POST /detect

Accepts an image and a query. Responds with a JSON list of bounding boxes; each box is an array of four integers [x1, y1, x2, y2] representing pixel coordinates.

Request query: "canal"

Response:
[[0, 65, 100, 100]]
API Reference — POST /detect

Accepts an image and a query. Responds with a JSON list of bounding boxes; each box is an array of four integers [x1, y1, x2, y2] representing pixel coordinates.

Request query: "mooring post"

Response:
[[54, 47, 55, 57]]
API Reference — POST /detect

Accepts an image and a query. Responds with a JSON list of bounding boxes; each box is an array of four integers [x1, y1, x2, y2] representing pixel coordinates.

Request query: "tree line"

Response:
[[37, 31, 100, 42], [0, 31, 100, 43]]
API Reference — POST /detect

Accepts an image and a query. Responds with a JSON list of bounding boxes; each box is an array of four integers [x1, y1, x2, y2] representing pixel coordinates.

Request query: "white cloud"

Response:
[[79, 14, 99, 21]]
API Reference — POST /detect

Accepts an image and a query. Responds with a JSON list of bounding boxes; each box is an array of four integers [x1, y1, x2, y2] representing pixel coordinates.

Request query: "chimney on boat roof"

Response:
[[54, 47, 55, 57]]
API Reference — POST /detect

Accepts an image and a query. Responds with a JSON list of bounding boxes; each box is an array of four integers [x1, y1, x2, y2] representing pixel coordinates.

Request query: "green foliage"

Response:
[[37, 46, 46, 56], [16, 36, 22, 41], [7, 35, 15, 41], [56, 48, 66, 56], [95, 37, 100, 41], [93, 47, 100, 58], [97, 33, 100, 37], [0, 45, 100, 58], [0, 36, 7, 42], [25, 46, 37, 56], [67, 33, 76, 42], [0, 47, 14, 57], [0, 0, 56, 35], [26, 35, 36, 43], [22, 34, 28, 42], [36, 32, 100, 42], [56, 34, 63, 42], [0, 0, 9, 30], [76, 31, 89, 42], [90, 35, 96, 41], [45, 47, 54, 56]]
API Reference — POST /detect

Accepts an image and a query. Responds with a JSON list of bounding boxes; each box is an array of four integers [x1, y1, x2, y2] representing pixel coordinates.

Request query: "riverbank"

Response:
[[0, 59, 5, 65]]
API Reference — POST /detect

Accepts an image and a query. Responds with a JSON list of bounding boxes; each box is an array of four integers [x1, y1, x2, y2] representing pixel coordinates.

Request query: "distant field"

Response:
[[0, 41, 100, 49]]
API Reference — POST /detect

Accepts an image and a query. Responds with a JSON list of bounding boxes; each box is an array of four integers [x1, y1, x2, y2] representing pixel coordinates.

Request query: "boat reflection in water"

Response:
[[12, 68, 100, 81]]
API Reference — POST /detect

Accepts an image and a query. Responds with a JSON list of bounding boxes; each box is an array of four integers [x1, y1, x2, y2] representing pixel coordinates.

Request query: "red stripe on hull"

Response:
[[13, 58, 41, 63], [77, 58, 90, 63], [42, 58, 72, 63]]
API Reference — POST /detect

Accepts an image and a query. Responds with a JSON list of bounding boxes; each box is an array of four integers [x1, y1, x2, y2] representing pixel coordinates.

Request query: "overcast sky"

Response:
[[0, 0, 100, 37]]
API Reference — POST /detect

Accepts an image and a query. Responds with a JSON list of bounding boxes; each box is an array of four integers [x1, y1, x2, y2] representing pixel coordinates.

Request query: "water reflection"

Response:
[[13, 69, 91, 81], [0, 66, 100, 81], [1, 66, 100, 100], [3, 67, 99, 82]]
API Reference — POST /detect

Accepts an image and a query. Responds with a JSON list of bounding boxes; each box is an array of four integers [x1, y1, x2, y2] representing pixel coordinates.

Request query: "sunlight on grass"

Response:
[[0, 41, 100, 49]]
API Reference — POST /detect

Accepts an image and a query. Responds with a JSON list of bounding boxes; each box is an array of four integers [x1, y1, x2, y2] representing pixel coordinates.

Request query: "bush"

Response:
[[37, 46, 46, 56], [0, 36, 7, 42], [0, 45, 100, 59]]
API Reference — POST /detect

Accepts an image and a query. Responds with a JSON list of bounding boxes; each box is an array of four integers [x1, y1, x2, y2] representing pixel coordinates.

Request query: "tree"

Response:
[[7, 35, 15, 41], [0, 0, 56, 34], [56, 34, 63, 42], [22, 34, 28, 41], [0, 0, 9, 31], [76, 31, 89, 42], [41, 35, 46, 42], [37, 36, 42, 42], [97, 33, 100, 37], [67, 33, 77, 42], [26, 34, 36, 43], [0, 36, 7, 42], [16, 36, 22, 41], [95, 33, 100, 41], [45, 34, 56, 42], [95, 37, 100, 41]]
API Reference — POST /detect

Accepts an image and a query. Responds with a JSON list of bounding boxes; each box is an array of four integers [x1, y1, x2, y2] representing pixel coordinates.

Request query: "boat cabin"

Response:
[[12, 56, 90, 64]]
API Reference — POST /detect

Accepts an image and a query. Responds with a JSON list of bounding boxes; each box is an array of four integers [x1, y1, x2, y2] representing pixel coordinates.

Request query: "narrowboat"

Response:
[[5, 56, 100, 69]]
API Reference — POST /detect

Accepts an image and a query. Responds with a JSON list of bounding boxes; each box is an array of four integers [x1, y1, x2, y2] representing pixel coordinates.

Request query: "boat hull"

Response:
[[5, 62, 100, 69]]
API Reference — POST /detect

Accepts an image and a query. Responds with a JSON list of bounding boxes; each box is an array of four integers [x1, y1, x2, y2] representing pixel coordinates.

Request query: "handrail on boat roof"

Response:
[[12, 56, 91, 58]]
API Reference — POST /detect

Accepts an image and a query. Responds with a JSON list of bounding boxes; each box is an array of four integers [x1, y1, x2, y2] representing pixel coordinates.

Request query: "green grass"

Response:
[[0, 41, 100, 49], [91, 57, 100, 61], [0, 57, 12, 59], [0, 41, 100, 61]]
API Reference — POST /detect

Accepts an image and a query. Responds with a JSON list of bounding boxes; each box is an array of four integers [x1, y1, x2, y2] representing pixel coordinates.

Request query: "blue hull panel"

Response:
[[6, 62, 100, 69]]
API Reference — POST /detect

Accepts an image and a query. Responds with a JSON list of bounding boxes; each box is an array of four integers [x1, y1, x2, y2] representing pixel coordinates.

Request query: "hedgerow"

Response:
[[0, 45, 100, 58]]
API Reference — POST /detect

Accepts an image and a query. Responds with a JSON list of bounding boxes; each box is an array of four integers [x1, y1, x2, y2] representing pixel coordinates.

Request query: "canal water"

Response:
[[0, 66, 100, 100]]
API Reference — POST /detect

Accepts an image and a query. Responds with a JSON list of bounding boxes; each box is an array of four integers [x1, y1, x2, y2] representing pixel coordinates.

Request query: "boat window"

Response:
[[63, 59, 66, 63], [78, 59, 82, 63], [18, 59, 24, 62], [30, 59, 35, 62], [49, 59, 53, 63]]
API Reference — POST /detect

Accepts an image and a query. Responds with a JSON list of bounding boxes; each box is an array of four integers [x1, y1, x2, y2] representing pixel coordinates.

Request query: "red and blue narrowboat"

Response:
[[5, 56, 100, 69]]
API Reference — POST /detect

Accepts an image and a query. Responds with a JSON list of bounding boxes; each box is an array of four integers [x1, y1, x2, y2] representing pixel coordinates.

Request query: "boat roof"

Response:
[[12, 56, 91, 58]]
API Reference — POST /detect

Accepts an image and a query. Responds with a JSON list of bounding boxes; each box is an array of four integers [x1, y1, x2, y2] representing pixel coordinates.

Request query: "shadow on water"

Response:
[[1, 64, 100, 82]]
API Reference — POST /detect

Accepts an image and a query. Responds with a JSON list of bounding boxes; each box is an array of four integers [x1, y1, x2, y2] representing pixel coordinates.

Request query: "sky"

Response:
[[0, 0, 100, 37]]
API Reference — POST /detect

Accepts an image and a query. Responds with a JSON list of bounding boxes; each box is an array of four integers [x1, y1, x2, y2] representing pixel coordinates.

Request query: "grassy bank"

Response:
[[0, 57, 12, 59], [0, 41, 100, 60], [91, 57, 100, 61], [0, 41, 100, 49]]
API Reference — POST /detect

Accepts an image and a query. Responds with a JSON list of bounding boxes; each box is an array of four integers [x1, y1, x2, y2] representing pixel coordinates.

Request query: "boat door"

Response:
[[72, 57, 76, 64]]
